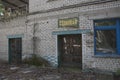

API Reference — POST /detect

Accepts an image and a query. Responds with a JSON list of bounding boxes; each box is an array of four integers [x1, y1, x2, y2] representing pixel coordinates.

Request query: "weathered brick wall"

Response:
[[28, 0, 120, 71], [29, 0, 97, 12], [0, 17, 33, 61], [27, 18, 58, 66], [0, 0, 120, 71]]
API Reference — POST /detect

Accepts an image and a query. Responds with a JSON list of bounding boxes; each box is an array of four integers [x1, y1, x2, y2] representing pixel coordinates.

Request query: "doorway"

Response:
[[58, 34, 82, 68], [9, 38, 22, 64]]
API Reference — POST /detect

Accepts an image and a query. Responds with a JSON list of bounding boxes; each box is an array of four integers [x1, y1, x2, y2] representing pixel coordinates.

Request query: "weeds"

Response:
[[115, 68, 120, 76], [23, 54, 50, 67]]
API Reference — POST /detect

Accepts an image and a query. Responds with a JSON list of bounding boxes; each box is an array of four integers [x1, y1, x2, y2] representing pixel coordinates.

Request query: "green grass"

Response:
[[116, 68, 120, 76], [61, 67, 82, 73]]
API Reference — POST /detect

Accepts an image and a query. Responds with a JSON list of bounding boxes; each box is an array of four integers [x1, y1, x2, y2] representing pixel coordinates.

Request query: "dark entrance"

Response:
[[58, 34, 82, 68], [9, 38, 22, 64]]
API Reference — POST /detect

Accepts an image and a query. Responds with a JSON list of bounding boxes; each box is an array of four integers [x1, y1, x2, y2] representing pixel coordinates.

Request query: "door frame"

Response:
[[52, 29, 91, 68], [7, 34, 23, 64]]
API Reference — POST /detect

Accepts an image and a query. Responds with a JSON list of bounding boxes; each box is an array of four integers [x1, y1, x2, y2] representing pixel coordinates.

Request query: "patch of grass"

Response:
[[23, 54, 50, 67], [116, 68, 120, 76], [61, 67, 82, 73]]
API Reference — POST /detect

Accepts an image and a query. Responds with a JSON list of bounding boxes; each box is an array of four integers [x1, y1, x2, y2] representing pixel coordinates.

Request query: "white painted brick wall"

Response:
[[0, 0, 120, 71], [29, 0, 98, 12], [28, 0, 120, 71], [0, 16, 33, 61]]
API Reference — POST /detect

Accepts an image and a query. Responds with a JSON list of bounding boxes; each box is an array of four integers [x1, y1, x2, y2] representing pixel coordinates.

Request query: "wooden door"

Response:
[[58, 34, 82, 68], [9, 38, 22, 64]]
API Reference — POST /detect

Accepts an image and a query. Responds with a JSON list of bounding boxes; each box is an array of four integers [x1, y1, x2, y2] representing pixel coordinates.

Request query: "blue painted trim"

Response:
[[7, 34, 24, 38], [94, 28, 96, 55], [93, 21, 96, 55], [94, 18, 117, 22], [95, 52, 120, 58], [52, 29, 91, 35], [94, 55, 120, 58], [94, 18, 120, 56], [116, 19, 120, 54]]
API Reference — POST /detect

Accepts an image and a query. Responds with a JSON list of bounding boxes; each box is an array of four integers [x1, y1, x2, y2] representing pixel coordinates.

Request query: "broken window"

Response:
[[96, 30, 116, 53], [94, 18, 120, 56]]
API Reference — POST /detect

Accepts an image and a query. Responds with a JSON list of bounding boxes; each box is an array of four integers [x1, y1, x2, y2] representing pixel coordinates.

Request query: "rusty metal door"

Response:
[[58, 34, 82, 68], [9, 38, 22, 64]]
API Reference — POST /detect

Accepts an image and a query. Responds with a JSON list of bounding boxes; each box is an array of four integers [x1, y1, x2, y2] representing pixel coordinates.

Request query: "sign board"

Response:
[[58, 17, 79, 28]]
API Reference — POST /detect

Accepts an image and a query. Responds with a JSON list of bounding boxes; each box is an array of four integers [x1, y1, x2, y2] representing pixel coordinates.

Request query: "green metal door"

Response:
[[9, 38, 22, 64]]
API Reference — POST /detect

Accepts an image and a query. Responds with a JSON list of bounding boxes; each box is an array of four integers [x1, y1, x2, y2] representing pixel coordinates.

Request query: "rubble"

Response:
[[0, 64, 95, 80]]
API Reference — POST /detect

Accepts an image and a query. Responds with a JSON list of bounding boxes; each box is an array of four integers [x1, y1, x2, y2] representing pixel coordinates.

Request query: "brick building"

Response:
[[0, 0, 120, 72]]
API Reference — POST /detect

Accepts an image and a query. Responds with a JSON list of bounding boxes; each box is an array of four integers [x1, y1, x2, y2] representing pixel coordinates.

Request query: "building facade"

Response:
[[0, 0, 120, 71]]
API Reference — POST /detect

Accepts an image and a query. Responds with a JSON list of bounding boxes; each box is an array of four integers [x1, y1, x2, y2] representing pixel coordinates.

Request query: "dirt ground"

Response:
[[0, 63, 117, 80], [0, 62, 96, 80]]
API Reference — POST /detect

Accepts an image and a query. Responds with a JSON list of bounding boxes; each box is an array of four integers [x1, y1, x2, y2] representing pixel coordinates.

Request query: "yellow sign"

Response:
[[58, 18, 79, 28]]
